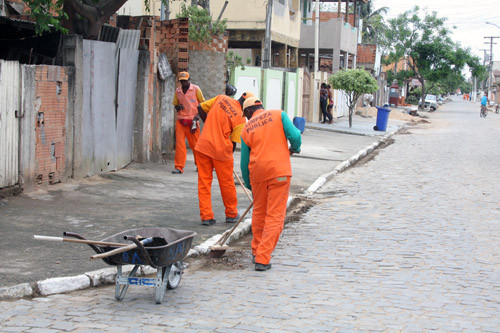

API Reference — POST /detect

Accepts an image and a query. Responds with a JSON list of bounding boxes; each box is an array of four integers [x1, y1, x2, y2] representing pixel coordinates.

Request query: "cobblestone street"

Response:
[[2, 99, 500, 331]]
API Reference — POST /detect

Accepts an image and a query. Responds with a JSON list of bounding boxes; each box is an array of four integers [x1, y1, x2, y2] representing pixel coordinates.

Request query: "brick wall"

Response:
[[357, 44, 376, 64], [34, 66, 68, 187], [315, 12, 355, 25]]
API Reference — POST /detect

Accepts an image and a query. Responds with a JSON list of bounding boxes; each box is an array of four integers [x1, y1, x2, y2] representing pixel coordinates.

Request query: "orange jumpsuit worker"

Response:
[[172, 71, 205, 174], [240, 97, 302, 271], [193, 88, 254, 226]]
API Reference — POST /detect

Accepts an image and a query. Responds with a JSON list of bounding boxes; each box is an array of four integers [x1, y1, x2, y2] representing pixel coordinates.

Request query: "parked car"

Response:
[[418, 94, 438, 110]]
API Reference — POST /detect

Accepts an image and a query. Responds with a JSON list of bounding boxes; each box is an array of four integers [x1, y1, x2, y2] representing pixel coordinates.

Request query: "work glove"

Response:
[[175, 104, 184, 112], [190, 120, 198, 134]]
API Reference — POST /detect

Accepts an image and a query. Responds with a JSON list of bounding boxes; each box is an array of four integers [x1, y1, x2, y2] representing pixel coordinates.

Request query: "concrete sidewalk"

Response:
[[0, 114, 407, 299]]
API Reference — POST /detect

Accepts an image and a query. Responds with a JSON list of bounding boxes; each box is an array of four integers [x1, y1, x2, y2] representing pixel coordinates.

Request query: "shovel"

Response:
[[91, 236, 153, 260]]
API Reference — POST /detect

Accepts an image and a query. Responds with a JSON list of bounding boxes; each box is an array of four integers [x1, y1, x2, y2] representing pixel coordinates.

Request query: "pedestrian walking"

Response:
[[193, 89, 255, 226], [240, 97, 302, 271], [172, 71, 205, 174]]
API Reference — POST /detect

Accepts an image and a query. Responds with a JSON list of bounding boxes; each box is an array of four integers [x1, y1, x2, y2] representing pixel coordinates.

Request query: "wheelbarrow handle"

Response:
[[90, 237, 153, 260], [33, 235, 127, 247]]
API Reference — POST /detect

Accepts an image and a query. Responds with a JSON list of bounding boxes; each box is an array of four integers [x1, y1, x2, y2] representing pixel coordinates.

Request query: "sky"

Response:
[[372, 0, 500, 63]]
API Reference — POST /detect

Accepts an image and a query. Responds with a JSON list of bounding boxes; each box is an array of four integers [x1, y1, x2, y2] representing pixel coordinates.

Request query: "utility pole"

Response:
[[314, 0, 319, 72], [479, 48, 489, 92], [484, 36, 499, 98], [263, 0, 273, 69]]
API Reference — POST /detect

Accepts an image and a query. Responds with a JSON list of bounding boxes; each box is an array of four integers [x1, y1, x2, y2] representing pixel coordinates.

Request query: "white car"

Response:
[[419, 94, 438, 110]]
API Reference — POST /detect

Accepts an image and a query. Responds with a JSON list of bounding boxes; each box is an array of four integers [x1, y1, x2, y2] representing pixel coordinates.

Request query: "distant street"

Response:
[[2, 98, 500, 331]]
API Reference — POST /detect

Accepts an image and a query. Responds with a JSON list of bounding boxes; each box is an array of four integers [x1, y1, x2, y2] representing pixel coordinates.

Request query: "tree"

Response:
[[25, 0, 134, 37], [384, 6, 483, 109], [359, 0, 388, 44], [329, 69, 379, 128], [176, 3, 226, 43]]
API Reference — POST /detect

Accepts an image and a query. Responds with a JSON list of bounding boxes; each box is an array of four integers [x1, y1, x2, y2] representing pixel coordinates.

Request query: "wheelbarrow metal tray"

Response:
[[97, 227, 196, 268]]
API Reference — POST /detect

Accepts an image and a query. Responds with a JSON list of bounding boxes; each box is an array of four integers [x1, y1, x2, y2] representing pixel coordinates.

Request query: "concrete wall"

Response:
[[271, 0, 301, 47], [284, 70, 299, 119], [262, 68, 285, 110], [231, 65, 300, 118], [188, 50, 226, 99], [299, 18, 357, 55], [19, 66, 36, 192], [133, 51, 151, 163], [231, 66, 262, 99]]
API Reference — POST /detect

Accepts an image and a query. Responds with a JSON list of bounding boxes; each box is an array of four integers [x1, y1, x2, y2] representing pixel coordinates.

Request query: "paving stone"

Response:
[[1, 102, 500, 330]]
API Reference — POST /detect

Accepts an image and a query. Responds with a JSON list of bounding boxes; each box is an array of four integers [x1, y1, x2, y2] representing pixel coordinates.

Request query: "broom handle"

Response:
[[216, 201, 254, 247], [33, 235, 127, 247], [233, 170, 253, 202], [90, 237, 153, 260]]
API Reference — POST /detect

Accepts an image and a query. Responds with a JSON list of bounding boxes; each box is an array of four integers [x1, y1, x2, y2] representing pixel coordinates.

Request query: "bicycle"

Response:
[[480, 105, 487, 118]]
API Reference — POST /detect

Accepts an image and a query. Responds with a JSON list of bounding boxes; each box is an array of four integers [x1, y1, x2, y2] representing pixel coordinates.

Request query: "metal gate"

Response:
[[0, 60, 20, 188]]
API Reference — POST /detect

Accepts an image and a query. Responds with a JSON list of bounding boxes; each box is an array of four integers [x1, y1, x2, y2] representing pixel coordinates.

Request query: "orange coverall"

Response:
[[172, 84, 205, 173], [194, 95, 246, 222], [240, 110, 302, 265]]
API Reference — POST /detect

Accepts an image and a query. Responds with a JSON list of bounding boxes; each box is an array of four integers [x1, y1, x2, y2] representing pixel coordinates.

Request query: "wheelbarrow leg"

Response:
[[155, 265, 171, 304], [115, 265, 140, 301]]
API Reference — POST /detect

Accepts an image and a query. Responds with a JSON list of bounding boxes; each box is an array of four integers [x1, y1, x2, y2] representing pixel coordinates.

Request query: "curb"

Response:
[[0, 126, 404, 301]]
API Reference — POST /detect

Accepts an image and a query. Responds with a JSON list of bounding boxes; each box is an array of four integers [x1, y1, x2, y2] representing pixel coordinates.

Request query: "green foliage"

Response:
[[177, 3, 227, 43], [405, 95, 419, 105], [384, 6, 483, 108], [386, 69, 414, 87], [359, 1, 389, 45], [226, 51, 245, 71], [329, 69, 379, 127], [24, 0, 68, 35]]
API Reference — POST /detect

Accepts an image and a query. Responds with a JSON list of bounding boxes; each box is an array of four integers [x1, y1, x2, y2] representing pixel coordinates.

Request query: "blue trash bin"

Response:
[[374, 107, 391, 131], [293, 117, 305, 134]]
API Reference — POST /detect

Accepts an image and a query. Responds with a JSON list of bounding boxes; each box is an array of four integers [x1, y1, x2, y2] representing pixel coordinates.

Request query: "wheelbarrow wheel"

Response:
[[167, 261, 183, 289]]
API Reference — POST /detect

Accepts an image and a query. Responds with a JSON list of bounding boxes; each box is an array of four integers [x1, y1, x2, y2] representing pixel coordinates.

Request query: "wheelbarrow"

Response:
[[64, 227, 196, 304]]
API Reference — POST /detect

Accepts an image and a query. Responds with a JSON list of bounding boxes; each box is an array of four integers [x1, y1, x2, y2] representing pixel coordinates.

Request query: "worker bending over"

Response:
[[194, 86, 254, 226], [172, 71, 205, 174], [240, 97, 302, 271]]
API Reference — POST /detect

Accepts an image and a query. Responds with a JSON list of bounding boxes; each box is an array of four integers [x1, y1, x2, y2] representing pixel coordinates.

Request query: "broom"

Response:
[[208, 171, 253, 258]]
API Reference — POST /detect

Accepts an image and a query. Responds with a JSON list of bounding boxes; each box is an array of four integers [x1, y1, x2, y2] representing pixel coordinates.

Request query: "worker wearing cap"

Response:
[[193, 90, 254, 226], [240, 97, 302, 271], [172, 71, 205, 174]]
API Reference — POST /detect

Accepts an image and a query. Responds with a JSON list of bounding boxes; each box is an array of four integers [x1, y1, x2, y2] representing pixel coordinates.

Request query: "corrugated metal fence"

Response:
[[0, 60, 20, 188]]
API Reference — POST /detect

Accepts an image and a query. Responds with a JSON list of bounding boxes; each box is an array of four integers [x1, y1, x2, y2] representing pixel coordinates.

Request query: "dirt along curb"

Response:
[[0, 127, 404, 301]]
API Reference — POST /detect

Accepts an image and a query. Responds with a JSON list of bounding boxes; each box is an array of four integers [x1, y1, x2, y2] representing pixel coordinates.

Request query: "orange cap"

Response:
[[179, 72, 190, 81], [241, 91, 255, 100], [243, 97, 263, 110]]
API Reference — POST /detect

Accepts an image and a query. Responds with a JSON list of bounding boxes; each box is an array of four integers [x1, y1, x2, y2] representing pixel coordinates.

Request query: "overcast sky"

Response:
[[372, 0, 500, 63]]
